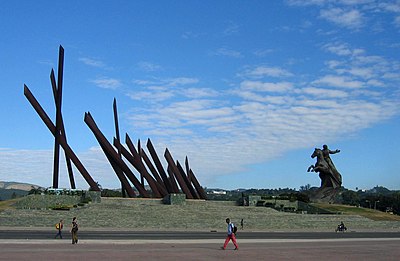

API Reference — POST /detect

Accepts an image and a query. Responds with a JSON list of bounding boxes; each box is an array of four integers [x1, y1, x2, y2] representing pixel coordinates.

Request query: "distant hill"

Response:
[[0, 181, 42, 191], [0, 181, 43, 201]]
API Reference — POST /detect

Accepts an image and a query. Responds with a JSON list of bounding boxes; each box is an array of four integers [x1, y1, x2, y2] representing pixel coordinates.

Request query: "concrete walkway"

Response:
[[1, 238, 399, 260]]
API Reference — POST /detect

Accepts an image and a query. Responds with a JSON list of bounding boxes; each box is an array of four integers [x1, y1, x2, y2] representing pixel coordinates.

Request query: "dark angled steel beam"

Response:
[[98, 141, 136, 198], [137, 140, 144, 185], [24, 85, 100, 191], [133, 137, 167, 196], [164, 148, 194, 199], [167, 165, 180, 193], [146, 139, 173, 193], [113, 98, 126, 198], [176, 160, 199, 199], [116, 135, 166, 198], [186, 157, 207, 199], [52, 46, 64, 189], [138, 140, 168, 197], [189, 169, 207, 200], [50, 69, 76, 189], [140, 148, 167, 192], [185, 156, 191, 184], [84, 112, 149, 197]]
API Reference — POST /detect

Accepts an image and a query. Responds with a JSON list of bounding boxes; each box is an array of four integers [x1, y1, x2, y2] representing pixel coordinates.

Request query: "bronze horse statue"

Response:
[[308, 148, 341, 189]]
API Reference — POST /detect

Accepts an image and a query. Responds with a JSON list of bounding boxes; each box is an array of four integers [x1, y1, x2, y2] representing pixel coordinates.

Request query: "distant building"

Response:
[[207, 190, 227, 195]]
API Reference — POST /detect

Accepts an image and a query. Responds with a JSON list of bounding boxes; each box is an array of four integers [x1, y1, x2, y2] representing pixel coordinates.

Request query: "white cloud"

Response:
[[285, 0, 327, 7], [366, 79, 385, 87], [126, 77, 201, 102], [342, 67, 374, 79], [164, 77, 199, 86], [253, 49, 275, 57], [323, 42, 354, 56], [382, 72, 400, 80], [126, 90, 174, 102], [379, 2, 400, 13], [181, 31, 201, 39], [241, 66, 293, 78], [79, 57, 105, 68], [213, 48, 242, 58], [90, 77, 122, 90], [240, 80, 294, 93], [313, 75, 364, 89], [301, 87, 349, 98], [182, 88, 219, 98], [222, 21, 240, 36], [137, 61, 163, 72], [235, 91, 293, 104], [395, 16, 400, 27], [320, 8, 365, 29]]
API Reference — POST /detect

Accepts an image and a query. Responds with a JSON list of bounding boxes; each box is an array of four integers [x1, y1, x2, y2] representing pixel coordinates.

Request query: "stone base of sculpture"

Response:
[[309, 187, 340, 204]]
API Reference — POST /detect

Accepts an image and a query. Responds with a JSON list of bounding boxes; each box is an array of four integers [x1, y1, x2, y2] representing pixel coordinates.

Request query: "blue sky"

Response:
[[1, 0, 399, 191]]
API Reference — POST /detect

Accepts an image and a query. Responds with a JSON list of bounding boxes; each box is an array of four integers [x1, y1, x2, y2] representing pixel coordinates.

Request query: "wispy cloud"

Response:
[[79, 57, 105, 68], [222, 21, 240, 36], [240, 81, 294, 93], [120, 42, 400, 185], [240, 66, 294, 78], [163, 77, 199, 86], [181, 31, 201, 39], [253, 49, 275, 57], [394, 16, 400, 27], [137, 61, 163, 72], [300, 87, 349, 98], [320, 8, 365, 30], [323, 42, 354, 56], [90, 77, 122, 90], [212, 48, 242, 58], [127, 77, 200, 102], [182, 88, 219, 98], [313, 75, 364, 89]]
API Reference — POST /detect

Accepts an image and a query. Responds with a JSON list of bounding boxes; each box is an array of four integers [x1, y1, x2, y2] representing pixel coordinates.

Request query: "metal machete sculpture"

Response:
[[24, 45, 206, 199]]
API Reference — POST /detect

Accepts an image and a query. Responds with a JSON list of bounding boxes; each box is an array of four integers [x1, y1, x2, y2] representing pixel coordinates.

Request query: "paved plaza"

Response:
[[1, 238, 399, 261]]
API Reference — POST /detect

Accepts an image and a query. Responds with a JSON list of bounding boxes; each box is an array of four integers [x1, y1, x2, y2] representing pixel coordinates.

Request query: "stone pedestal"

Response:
[[163, 193, 186, 205], [310, 187, 340, 204]]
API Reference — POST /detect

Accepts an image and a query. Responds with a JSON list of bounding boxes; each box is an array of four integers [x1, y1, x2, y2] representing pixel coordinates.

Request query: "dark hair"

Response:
[[73, 217, 76, 221]]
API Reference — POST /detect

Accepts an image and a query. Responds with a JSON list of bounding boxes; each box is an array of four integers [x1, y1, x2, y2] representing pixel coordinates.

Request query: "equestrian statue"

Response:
[[307, 144, 342, 202]]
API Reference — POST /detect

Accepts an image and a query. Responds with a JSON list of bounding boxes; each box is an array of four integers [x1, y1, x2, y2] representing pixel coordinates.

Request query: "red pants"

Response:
[[223, 233, 238, 249]]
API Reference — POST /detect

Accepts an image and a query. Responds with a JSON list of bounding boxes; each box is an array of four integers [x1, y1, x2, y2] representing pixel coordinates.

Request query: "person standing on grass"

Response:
[[55, 219, 63, 239], [221, 218, 239, 250], [70, 217, 79, 244]]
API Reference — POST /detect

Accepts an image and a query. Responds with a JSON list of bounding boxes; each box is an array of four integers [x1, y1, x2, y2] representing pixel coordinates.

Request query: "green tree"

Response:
[[341, 190, 360, 206], [299, 184, 311, 192]]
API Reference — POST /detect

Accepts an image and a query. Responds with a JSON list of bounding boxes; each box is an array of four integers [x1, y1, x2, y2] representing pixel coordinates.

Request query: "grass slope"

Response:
[[1, 198, 400, 231], [312, 203, 400, 221], [0, 198, 20, 211]]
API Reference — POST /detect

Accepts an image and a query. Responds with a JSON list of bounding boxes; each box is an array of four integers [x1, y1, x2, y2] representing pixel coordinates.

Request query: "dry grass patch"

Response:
[[0, 198, 20, 211]]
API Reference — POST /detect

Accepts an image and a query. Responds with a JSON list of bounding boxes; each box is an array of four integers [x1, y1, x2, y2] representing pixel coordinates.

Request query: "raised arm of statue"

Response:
[[329, 149, 340, 154]]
